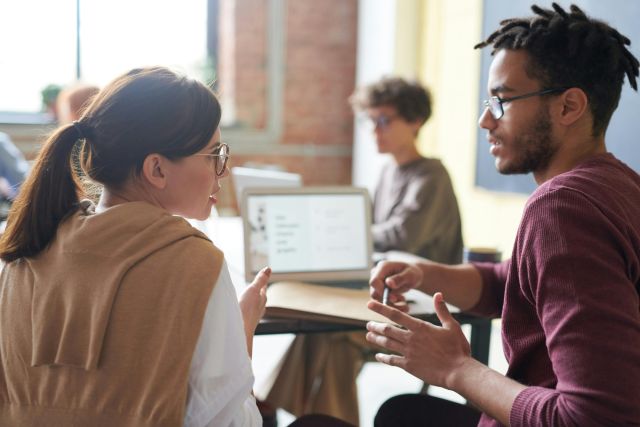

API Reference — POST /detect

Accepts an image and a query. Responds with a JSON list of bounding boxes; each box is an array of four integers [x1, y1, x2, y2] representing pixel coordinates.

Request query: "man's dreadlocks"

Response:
[[475, 3, 639, 136]]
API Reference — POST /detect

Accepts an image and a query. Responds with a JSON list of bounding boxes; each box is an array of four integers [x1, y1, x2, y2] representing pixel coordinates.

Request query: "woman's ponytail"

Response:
[[0, 124, 85, 262]]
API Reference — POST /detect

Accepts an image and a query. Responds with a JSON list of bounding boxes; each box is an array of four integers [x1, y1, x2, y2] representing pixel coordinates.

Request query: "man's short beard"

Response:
[[500, 106, 558, 175]]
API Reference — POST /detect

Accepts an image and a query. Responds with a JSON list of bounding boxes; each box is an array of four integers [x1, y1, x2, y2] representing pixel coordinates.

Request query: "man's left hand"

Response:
[[365, 292, 472, 389]]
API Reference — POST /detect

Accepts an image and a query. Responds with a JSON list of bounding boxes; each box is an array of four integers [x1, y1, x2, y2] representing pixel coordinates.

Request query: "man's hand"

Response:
[[365, 292, 471, 388], [369, 261, 423, 311]]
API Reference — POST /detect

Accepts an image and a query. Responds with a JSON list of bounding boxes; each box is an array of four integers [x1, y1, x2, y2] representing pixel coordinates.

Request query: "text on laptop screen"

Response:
[[246, 193, 369, 274]]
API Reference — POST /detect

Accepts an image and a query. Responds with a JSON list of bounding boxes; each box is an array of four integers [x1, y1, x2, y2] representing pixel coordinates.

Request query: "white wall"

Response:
[[351, 0, 397, 193]]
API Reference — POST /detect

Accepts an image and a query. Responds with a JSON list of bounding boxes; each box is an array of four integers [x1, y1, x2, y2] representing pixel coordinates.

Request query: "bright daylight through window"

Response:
[[0, 0, 208, 117]]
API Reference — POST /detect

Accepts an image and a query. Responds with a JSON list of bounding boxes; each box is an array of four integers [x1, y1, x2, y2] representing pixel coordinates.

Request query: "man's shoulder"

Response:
[[399, 157, 449, 178], [533, 153, 640, 201], [523, 154, 640, 235], [556, 153, 637, 185]]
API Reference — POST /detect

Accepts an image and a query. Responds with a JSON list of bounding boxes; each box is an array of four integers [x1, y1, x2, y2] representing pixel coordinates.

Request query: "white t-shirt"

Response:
[[183, 260, 262, 427]]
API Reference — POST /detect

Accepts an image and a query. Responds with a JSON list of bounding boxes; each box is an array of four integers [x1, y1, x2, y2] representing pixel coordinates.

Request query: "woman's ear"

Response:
[[558, 87, 589, 127], [141, 154, 167, 190]]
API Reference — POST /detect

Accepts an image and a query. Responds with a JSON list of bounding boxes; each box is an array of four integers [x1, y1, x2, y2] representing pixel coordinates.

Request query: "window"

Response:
[[1, 0, 209, 116], [1, 0, 283, 146]]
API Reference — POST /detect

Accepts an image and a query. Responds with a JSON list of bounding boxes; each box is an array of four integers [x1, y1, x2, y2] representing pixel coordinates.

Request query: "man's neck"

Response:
[[534, 137, 606, 184], [392, 145, 422, 166]]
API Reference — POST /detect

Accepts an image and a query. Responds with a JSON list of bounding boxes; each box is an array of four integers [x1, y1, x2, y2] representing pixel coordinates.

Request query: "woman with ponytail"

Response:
[[0, 67, 271, 426]]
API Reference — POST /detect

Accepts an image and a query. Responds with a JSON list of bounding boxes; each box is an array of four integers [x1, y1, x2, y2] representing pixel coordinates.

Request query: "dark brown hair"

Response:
[[475, 2, 639, 136], [0, 67, 221, 262], [349, 76, 432, 125]]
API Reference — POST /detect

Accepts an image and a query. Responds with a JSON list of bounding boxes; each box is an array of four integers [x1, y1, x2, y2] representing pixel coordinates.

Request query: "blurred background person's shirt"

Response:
[[0, 132, 29, 200]]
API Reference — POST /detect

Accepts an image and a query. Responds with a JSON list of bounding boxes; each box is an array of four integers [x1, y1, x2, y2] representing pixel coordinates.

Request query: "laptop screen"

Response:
[[242, 187, 372, 283]]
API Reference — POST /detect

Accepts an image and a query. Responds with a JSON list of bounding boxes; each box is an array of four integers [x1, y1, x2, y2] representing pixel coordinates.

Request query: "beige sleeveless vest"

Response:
[[0, 201, 224, 426]]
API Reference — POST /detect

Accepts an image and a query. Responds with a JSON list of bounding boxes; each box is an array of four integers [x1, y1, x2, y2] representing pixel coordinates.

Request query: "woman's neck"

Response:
[[97, 185, 157, 213]]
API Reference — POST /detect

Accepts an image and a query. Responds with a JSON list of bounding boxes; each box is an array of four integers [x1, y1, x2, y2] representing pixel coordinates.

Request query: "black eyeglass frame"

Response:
[[370, 114, 400, 130], [358, 112, 400, 130], [483, 87, 568, 120], [193, 142, 230, 177]]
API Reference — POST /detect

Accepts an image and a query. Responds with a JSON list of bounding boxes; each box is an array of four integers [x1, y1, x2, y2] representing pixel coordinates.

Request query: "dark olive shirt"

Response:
[[373, 157, 463, 264]]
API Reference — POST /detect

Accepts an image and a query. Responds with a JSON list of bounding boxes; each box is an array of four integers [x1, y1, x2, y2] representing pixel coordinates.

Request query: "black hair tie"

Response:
[[72, 121, 87, 140]]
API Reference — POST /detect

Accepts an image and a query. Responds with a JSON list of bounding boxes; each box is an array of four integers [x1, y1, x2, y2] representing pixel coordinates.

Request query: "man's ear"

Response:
[[141, 154, 168, 190], [557, 87, 589, 127], [410, 119, 423, 136]]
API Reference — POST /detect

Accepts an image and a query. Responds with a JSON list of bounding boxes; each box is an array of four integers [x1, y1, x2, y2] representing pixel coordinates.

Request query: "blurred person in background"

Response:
[[56, 83, 100, 125], [0, 132, 29, 205], [351, 76, 463, 264]]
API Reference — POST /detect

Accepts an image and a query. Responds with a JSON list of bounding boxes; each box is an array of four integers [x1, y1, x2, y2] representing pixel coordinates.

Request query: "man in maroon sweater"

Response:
[[366, 3, 640, 427]]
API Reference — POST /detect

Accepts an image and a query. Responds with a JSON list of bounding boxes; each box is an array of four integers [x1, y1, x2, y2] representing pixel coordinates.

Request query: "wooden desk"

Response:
[[196, 215, 493, 365]]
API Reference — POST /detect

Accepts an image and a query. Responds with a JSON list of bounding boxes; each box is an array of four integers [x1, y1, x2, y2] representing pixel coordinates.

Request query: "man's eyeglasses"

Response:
[[483, 88, 567, 120], [361, 114, 399, 130], [194, 143, 229, 177]]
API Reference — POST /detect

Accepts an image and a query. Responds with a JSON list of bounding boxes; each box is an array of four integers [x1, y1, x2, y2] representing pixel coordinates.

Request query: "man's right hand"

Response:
[[369, 261, 423, 309]]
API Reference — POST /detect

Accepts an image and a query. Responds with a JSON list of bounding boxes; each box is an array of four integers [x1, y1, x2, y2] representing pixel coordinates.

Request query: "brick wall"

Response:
[[282, 0, 358, 147]]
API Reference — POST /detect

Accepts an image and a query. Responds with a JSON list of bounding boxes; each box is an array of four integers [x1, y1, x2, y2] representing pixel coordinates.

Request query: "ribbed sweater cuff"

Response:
[[510, 386, 557, 427], [467, 261, 502, 316]]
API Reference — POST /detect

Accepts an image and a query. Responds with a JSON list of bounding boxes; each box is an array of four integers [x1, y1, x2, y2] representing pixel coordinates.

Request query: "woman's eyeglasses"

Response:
[[194, 143, 230, 177]]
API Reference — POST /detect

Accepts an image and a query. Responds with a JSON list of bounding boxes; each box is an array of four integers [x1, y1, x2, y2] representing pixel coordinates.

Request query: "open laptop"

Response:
[[231, 167, 302, 214], [242, 186, 373, 287]]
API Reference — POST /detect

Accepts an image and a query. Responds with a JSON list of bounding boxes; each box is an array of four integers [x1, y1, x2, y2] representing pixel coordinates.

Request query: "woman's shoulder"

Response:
[[133, 233, 225, 295], [68, 201, 224, 270], [165, 233, 224, 264]]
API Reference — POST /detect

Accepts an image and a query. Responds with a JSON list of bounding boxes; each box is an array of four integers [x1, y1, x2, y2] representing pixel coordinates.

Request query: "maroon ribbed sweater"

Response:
[[471, 153, 640, 427]]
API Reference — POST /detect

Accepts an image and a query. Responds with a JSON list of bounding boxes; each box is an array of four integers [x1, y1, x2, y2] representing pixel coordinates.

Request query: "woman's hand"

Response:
[[238, 267, 271, 357]]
